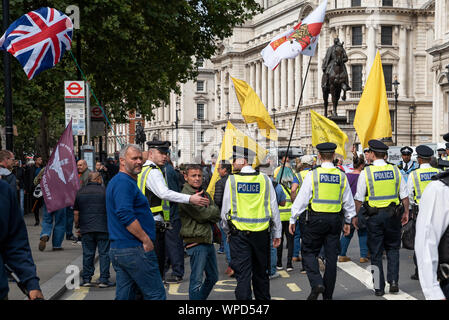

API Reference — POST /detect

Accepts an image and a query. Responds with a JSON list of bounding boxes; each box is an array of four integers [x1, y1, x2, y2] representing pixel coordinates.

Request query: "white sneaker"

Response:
[[269, 272, 280, 280]]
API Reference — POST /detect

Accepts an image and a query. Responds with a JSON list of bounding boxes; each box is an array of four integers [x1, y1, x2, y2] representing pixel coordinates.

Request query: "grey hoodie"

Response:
[[0, 167, 16, 190]]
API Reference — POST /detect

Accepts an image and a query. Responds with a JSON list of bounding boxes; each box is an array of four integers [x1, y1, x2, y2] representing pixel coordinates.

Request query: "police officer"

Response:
[[289, 142, 356, 300], [398, 146, 418, 181], [407, 145, 440, 280], [415, 163, 449, 300], [354, 139, 409, 296], [221, 146, 281, 300], [137, 141, 209, 282]]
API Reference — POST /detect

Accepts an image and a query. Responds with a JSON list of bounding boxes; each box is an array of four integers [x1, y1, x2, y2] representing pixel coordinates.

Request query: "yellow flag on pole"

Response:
[[231, 77, 277, 140], [353, 51, 392, 148], [206, 121, 268, 197], [311, 110, 348, 159]]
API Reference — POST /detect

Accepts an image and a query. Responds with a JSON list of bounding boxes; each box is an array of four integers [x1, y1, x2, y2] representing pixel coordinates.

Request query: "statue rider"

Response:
[[135, 122, 146, 148], [322, 38, 351, 100]]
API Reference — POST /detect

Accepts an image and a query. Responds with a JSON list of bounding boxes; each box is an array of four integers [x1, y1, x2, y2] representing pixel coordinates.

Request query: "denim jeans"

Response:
[[81, 232, 111, 283], [19, 189, 24, 217], [65, 207, 74, 237], [219, 225, 231, 264], [186, 244, 218, 300], [270, 236, 277, 275], [293, 220, 301, 258], [340, 227, 368, 258], [109, 246, 166, 300], [40, 205, 66, 248]]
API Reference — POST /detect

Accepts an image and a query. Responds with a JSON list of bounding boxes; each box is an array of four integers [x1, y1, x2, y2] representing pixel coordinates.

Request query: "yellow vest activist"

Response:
[[228, 173, 272, 232], [411, 167, 440, 204], [364, 164, 401, 208], [137, 165, 170, 221], [310, 167, 346, 213]]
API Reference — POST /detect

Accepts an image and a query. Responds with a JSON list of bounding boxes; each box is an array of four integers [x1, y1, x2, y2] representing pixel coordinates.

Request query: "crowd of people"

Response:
[[1, 136, 448, 301]]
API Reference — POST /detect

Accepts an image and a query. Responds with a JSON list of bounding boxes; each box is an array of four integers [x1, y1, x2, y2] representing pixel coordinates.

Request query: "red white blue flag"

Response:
[[0, 7, 73, 79]]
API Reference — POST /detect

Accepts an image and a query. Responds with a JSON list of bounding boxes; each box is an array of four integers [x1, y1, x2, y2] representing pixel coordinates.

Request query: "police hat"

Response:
[[415, 145, 433, 159], [437, 148, 446, 152], [147, 140, 171, 153], [232, 146, 256, 162], [368, 140, 389, 153], [443, 132, 449, 142], [446, 143, 449, 150], [363, 148, 370, 153], [316, 142, 337, 153], [400, 146, 413, 155]]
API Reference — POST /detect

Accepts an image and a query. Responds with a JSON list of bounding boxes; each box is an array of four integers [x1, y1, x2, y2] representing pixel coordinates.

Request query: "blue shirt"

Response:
[[274, 182, 287, 205], [106, 172, 156, 248]]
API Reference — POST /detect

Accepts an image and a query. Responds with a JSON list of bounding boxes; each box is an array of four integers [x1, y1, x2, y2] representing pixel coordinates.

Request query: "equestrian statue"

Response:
[[321, 38, 351, 118]]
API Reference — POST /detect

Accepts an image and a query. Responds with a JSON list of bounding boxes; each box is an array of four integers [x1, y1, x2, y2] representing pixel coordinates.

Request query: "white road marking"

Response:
[[168, 283, 188, 295], [286, 283, 302, 292], [337, 261, 418, 300], [64, 262, 100, 300], [278, 270, 290, 278]]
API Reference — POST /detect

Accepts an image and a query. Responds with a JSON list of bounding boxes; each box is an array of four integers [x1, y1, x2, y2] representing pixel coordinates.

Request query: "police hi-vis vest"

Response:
[[279, 184, 292, 222], [411, 167, 440, 204], [137, 165, 170, 221], [310, 167, 346, 213], [229, 173, 272, 232], [364, 164, 401, 208]]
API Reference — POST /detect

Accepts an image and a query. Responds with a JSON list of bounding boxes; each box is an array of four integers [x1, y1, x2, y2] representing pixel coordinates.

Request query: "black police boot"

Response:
[[389, 281, 399, 293], [307, 284, 325, 300], [410, 273, 419, 280]]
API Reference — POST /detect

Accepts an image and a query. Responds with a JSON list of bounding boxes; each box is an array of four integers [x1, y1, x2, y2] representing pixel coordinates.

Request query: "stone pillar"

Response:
[[268, 68, 274, 109], [256, 61, 261, 97], [398, 25, 407, 97], [262, 64, 268, 106], [274, 64, 280, 108], [250, 63, 255, 90], [280, 60, 287, 109], [288, 58, 295, 108], [366, 25, 377, 75], [295, 55, 302, 105]]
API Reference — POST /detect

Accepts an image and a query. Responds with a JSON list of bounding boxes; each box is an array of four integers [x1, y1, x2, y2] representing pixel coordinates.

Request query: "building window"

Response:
[[382, 0, 393, 6], [197, 131, 205, 143], [352, 26, 362, 46], [381, 26, 393, 45], [383, 64, 393, 91], [351, 0, 361, 6], [197, 80, 205, 92], [196, 58, 204, 68], [197, 103, 205, 120], [351, 65, 363, 91]]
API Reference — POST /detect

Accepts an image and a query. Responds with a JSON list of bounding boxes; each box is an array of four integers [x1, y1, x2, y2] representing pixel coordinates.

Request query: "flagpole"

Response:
[[2, 0, 13, 151], [278, 55, 312, 184]]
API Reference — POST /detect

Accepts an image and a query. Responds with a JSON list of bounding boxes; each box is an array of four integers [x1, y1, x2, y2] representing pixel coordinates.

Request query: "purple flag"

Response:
[[41, 120, 80, 212]]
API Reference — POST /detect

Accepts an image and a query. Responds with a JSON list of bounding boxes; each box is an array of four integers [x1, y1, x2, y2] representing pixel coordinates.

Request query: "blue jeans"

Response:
[[186, 244, 218, 300], [82, 232, 111, 283], [340, 227, 368, 258], [65, 207, 74, 237], [220, 225, 231, 264], [40, 205, 66, 248], [19, 189, 24, 217], [270, 236, 277, 275], [109, 247, 166, 300], [293, 220, 301, 258]]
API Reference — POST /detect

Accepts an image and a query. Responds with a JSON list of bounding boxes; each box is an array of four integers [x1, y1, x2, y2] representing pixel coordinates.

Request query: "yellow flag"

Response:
[[206, 121, 268, 198], [353, 51, 392, 148], [311, 110, 348, 159], [231, 77, 277, 140]]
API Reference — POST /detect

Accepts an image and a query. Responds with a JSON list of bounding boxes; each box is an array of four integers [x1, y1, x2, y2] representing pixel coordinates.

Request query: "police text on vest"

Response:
[[373, 171, 394, 181], [319, 173, 340, 184], [237, 182, 260, 194]]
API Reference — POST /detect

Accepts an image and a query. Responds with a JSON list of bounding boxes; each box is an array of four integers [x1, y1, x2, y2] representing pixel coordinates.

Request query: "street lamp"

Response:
[[175, 100, 180, 165], [409, 104, 416, 146], [392, 77, 400, 145], [272, 107, 277, 125]]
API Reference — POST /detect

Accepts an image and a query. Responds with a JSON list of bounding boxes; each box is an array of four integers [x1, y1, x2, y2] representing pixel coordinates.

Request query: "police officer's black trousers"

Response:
[[164, 218, 185, 278], [277, 221, 294, 267], [154, 229, 166, 278], [365, 208, 402, 291], [301, 212, 341, 299], [228, 230, 270, 300]]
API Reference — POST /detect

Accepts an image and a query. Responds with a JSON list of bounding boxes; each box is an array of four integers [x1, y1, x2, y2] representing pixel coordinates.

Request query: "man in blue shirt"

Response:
[[0, 179, 43, 300], [106, 144, 166, 300]]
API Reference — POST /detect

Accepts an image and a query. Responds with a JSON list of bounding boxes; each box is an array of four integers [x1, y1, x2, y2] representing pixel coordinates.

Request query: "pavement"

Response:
[[7, 210, 87, 300]]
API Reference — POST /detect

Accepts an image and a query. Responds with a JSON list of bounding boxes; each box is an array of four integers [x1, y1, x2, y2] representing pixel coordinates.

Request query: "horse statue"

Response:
[[135, 122, 146, 149], [321, 38, 351, 118]]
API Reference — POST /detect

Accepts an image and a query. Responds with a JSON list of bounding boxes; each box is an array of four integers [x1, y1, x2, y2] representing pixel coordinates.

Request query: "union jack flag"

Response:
[[0, 7, 73, 79]]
